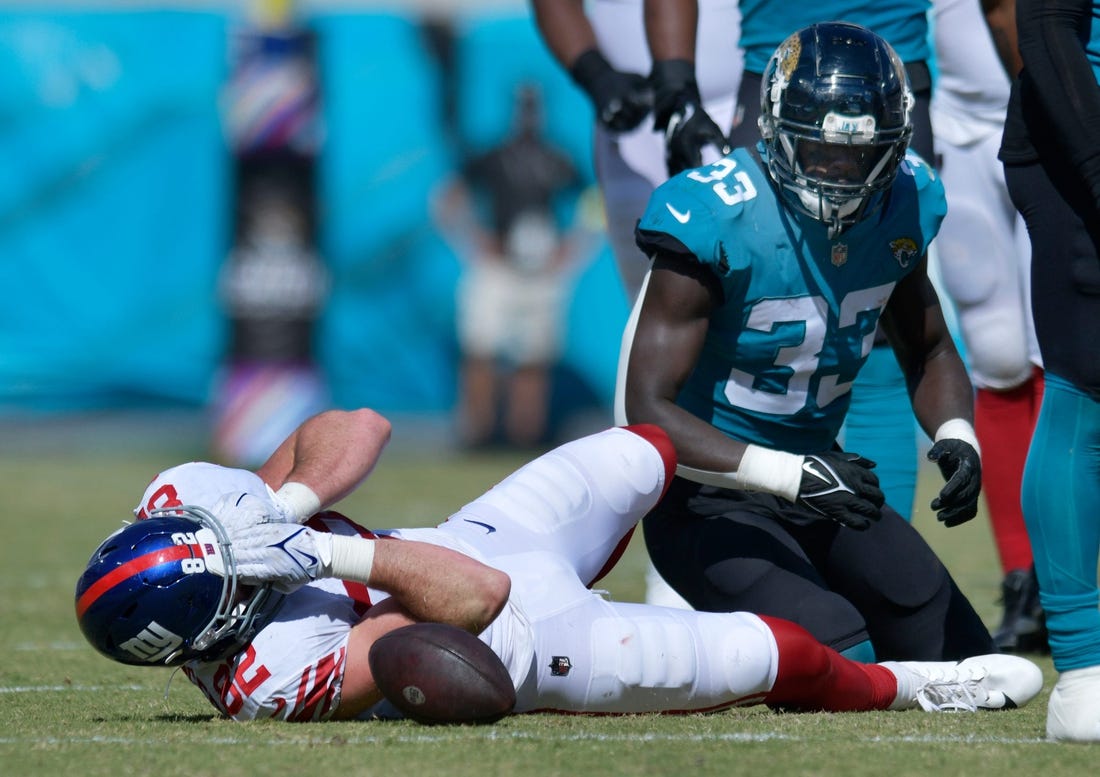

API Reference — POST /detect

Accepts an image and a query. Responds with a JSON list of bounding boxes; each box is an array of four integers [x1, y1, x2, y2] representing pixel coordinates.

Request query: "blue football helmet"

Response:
[[759, 22, 914, 237], [75, 507, 281, 666]]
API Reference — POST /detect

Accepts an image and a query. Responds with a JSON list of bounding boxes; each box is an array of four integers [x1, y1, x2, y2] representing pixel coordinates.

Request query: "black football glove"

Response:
[[570, 49, 653, 132], [650, 59, 729, 175], [795, 451, 885, 530], [927, 438, 982, 527]]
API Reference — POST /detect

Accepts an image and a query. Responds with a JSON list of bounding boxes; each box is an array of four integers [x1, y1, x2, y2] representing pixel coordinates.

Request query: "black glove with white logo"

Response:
[[795, 451, 885, 530], [570, 49, 653, 132], [650, 59, 729, 175], [927, 439, 982, 527]]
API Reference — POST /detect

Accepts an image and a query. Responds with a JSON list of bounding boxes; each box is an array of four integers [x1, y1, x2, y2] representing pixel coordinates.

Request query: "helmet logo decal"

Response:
[[777, 33, 801, 80], [890, 237, 919, 268], [75, 543, 196, 617], [119, 621, 184, 663], [765, 33, 799, 127]]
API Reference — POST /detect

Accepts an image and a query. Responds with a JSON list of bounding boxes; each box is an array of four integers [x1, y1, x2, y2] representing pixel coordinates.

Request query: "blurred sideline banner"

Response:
[[0, 7, 629, 421], [314, 11, 461, 413]]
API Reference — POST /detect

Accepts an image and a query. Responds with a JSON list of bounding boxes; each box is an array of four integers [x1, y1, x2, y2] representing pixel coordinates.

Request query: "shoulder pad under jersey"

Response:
[[896, 150, 947, 242], [900, 150, 940, 193], [135, 462, 267, 518], [635, 152, 760, 271]]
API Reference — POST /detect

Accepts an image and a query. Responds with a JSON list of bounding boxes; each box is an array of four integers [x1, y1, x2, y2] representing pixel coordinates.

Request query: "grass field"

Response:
[[1, 416, 1095, 776]]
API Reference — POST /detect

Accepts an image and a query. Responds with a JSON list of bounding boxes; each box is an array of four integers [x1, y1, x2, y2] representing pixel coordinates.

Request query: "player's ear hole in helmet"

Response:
[[74, 507, 282, 666], [758, 21, 914, 238]]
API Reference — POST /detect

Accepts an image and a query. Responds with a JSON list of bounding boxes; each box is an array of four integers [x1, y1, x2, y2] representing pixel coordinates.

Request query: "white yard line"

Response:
[[0, 731, 1053, 746]]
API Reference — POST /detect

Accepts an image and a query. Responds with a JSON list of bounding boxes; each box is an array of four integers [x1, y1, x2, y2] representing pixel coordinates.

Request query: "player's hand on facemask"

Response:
[[231, 522, 333, 595], [927, 438, 982, 527], [570, 49, 653, 132], [210, 491, 281, 537], [795, 451, 885, 530], [651, 59, 730, 175]]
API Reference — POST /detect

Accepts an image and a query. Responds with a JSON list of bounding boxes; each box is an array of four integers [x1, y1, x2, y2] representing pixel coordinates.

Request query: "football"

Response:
[[368, 622, 516, 725]]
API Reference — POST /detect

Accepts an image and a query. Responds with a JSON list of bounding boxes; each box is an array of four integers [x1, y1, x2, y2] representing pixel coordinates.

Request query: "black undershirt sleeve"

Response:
[[1016, 0, 1100, 208]]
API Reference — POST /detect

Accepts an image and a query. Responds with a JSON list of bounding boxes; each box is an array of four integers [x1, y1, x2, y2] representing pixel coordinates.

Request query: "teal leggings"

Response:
[[1022, 373, 1100, 671]]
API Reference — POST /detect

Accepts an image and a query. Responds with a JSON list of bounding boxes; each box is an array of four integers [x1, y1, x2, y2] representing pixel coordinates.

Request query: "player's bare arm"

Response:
[[335, 539, 511, 719], [879, 255, 975, 438], [254, 408, 392, 520], [225, 520, 511, 719], [981, 0, 1023, 76], [530, 0, 598, 68], [625, 253, 753, 474], [880, 258, 983, 526], [532, 0, 652, 133], [644, 0, 728, 173], [644, 0, 698, 61]]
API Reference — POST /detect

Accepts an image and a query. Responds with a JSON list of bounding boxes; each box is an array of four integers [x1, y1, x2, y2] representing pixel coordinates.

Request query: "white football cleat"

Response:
[[884, 654, 1043, 712], [1047, 664, 1100, 742]]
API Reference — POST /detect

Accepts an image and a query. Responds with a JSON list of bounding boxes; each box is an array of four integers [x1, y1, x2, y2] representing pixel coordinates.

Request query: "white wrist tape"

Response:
[[273, 482, 321, 524], [934, 418, 981, 456], [676, 444, 804, 503], [324, 534, 376, 583]]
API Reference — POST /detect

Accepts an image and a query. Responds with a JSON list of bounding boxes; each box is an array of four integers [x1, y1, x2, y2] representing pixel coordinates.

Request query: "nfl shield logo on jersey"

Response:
[[549, 656, 572, 676], [831, 243, 848, 267]]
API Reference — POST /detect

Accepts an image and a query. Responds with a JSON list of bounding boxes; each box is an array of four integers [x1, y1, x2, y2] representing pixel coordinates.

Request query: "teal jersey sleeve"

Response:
[[636, 149, 764, 273], [636, 148, 771, 277]]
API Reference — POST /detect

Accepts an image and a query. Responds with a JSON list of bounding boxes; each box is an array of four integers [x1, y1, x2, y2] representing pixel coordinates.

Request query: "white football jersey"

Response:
[[139, 428, 782, 720]]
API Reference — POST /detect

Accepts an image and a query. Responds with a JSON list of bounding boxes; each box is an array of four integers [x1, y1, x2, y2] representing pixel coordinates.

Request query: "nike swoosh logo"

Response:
[[276, 528, 318, 570], [665, 203, 691, 223], [463, 519, 497, 534], [801, 460, 829, 483]]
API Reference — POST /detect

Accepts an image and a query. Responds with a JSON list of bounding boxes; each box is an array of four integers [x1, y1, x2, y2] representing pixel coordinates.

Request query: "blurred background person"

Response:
[[435, 83, 589, 450], [931, 0, 1045, 653]]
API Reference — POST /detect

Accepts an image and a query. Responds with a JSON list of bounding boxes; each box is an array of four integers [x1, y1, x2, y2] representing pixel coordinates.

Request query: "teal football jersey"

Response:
[[635, 147, 946, 454], [737, 0, 932, 74]]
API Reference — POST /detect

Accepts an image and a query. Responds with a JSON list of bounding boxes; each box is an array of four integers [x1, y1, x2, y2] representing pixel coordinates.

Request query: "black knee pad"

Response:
[[829, 512, 995, 659], [701, 555, 870, 653]]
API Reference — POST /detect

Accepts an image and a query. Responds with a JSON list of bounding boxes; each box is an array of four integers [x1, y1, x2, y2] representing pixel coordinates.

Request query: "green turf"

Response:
[[1, 433, 1094, 777]]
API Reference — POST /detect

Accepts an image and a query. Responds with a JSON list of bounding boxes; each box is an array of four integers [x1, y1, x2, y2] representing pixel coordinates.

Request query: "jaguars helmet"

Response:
[[759, 22, 914, 237], [75, 507, 280, 667]]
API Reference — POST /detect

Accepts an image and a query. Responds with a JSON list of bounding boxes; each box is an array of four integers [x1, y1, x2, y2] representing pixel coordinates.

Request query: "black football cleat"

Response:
[[993, 566, 1050, 654]]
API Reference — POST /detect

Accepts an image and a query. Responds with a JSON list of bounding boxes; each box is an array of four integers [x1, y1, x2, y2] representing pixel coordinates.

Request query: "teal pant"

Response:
[[1022, 373, 1100, 671]]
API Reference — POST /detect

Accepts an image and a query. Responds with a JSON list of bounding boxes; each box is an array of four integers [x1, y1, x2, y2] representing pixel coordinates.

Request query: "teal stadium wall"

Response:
[[0, 7, 629, 423]]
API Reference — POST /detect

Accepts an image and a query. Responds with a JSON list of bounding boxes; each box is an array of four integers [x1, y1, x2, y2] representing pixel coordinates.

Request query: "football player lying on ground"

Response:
[[75, 409, 1043, 722]]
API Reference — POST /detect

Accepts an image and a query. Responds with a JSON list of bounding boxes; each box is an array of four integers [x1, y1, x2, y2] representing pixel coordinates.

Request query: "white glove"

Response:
[[210, 491, 283, 538], [232, 522, 333, 595]]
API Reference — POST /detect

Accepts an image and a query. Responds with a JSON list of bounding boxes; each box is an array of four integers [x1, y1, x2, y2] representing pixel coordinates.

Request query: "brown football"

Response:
[[368, 622, 516, 724]]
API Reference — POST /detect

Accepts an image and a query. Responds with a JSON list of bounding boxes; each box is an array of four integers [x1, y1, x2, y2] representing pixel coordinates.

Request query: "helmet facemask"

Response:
[[146, 505, 277, 664], [76, 507, 280, 667], [759, 23, 914, 238]]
